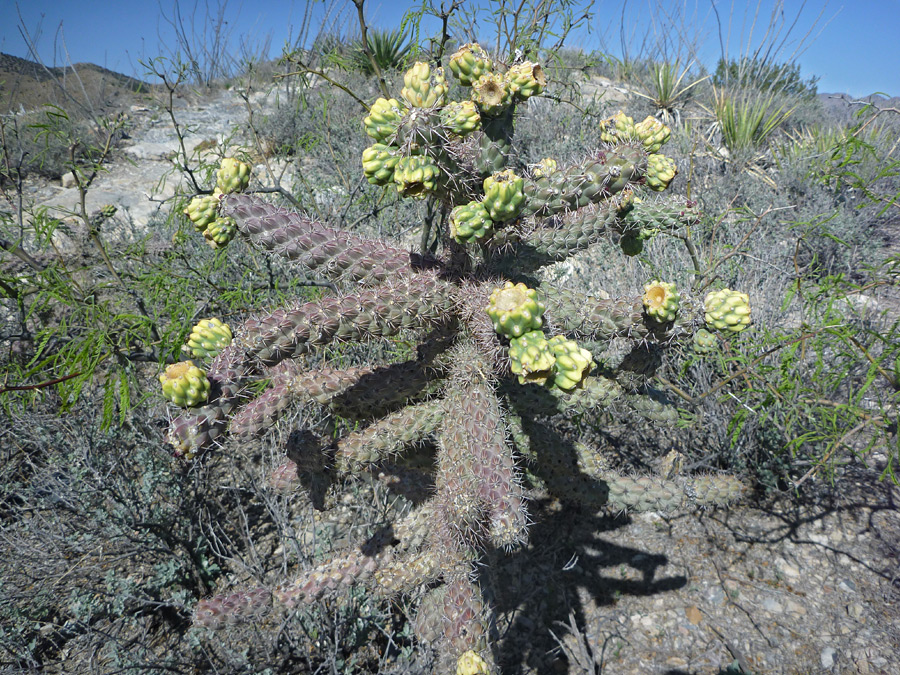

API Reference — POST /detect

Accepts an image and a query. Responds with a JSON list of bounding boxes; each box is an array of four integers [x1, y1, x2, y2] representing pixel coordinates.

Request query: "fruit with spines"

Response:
[[450, 201, 493, 243], [645, 154, 677, 191], [642, 280, 680, 323], [400, 62, 448, 108], [634, 115, 671, 153], [216, 158, 251, 194], [393, 155, 441, 199], [448, 43, 493, 86], [505, 61, 546, 99], [508, 330, 555, 384], [182, 318, 233, 360], [364, 98, 406, 142], [547, 335, 593, 390], [362, 143, 401, 185], [159, 361, 211, 408], [184, 192, 221, 232], [600, 111, 636, 144], [471, 72, 512, 116], [705, 288, 752, 333], [486, 281, 545, 338], [441, 100, 481, 136], [482, 169, 525, 221]]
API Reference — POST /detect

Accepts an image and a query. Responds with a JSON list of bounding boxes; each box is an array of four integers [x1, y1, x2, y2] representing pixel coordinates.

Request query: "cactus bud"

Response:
[[204, 216, 237, 249], [393, 155, 441, 199], [508, 330, 555, 384], [400, 62, 448, 108], [505, 61, 546, 100], [441, 100, 482, 136], [364, 98, 406, 142], [645, 154, 677, 191], [471, 72, 513, 116], [530, 157, 558, 178], [547, 335, 593, 390], [362, 143, 401, 185], [634, 116, 671, 153], [457, 649, 491, 675], [184, 192, 221, 232], [693, 328, 719, 354], [600, 111, 637, 145], [450, 201, 494, 243]]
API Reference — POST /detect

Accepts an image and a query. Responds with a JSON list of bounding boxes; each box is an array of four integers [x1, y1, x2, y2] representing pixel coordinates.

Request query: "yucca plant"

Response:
[[168, 53, 750, 673], [350, 27, 413, 74], [633, 60, 709, 124], [711, 86, 795, 156]]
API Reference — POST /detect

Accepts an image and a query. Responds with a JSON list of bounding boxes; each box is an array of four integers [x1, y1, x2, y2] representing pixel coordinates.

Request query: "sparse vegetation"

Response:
[[1, 0, 898, 673]]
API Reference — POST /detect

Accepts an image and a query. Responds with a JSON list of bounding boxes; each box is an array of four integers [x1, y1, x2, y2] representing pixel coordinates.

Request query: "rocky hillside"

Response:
[[0, 52, 150, 115]]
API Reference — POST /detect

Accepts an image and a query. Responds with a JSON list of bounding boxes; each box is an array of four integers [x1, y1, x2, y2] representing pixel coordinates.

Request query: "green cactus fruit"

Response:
[[482, 169, 525, 221], [508, 330, 556, 384], [364, 97, 406, 142], [620, 232, 643, 256], [184, 192, 221, 232], [505, 61, 546, 100], [704, 288, 752, 334], [99, 204, 117, 219], [642, 280, 680, 323], [441, 100, 482, 136], [448, 43, 493, 86], [204, 216, 237, 249], [457, 650, 491, 675], [159, 361, 210, 408], [547, 335, 593, 390], [215, 158, 251, 194], [393, 155, 441, 199], [486, 281, 546, 339], [450, 201, 494, 243], [182, 318, 233, 360], [645, 154, 677, 191], [600, 111, 636, 144], [400, 62, 448, 108], [693, 328, 718, 354], [634, 116, 671, 153], [471, 72, 513, 116], [362, 143, 401, 185]]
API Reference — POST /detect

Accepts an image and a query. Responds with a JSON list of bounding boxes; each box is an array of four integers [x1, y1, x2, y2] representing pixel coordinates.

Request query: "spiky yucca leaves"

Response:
[[170, 53, 748, 673]]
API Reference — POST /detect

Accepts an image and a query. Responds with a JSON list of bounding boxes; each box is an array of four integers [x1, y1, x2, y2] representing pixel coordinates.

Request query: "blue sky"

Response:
[[1, 1, 897, 97]]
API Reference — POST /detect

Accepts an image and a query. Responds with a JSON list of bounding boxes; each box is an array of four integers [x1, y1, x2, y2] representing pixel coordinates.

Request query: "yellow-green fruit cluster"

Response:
[[184, 192, 221, 232], [182, 318, 233, 359], [362, 143, 401, 185], [482, 169, 525, 221], [704, 288, 751, 333], [471, 72, 512, 116], [693, 328, 718, 354], [457, 650, 490, 675], [393, 155, 441, 199], [634, 116, 671, 153], [441, 100, 482, 136], [547, 335, 593, 390], [99, 204, 117, 219], [204, 217, 237, 249], [364, 98, 406, 142], [448, 43, 493, 86], [486, 282, 545, 338], [645, 154, 677, 191], [450, 201, 493, 243], [508, 330, 555, 384], [216, 158, 251, 194], [506, 61, 546, 100], [531, 157, 557, 178], [400, 62, 448, 108], [600, 112, 637, 144], [159, 361, 210, 407], [642, 280, 680, 323]]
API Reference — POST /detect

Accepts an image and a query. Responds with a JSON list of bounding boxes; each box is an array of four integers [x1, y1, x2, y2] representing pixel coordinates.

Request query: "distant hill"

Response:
[[817, 91, 900, 123], [0, 52, 151, 115]]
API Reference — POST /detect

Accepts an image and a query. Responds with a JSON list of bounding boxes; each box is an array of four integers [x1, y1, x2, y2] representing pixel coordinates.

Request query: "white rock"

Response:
[[61, 172, 77, 188], [821, 647, 836, 668]]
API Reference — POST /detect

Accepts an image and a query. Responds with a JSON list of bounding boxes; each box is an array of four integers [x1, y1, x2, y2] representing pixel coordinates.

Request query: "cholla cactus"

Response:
[[169, 55, 749, 672]]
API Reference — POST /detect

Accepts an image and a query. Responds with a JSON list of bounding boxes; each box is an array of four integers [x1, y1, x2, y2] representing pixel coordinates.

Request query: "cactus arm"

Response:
[[222, 193, 433, 285]]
